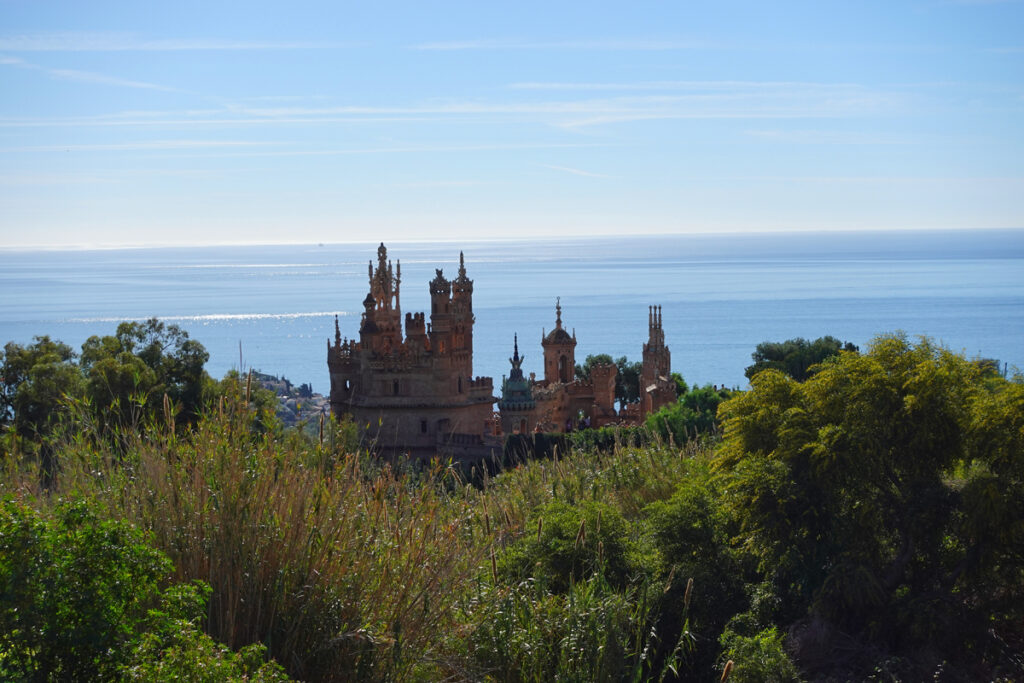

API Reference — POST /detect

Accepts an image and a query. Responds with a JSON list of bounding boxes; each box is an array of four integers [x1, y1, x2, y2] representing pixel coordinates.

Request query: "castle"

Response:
[[328, 244, 677, 459]]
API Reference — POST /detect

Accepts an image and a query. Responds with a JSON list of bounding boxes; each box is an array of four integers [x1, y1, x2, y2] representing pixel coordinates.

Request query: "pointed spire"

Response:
[[508, 333, 526, 381], [395, 260, 401, 312], [459, 251, 466, 279], [555, 297, 562, 329], [334, 314, 341, 346]]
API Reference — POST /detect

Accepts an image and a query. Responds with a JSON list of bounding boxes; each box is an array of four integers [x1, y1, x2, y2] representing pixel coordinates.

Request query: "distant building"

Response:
[[328, 244, 498, 460], [328, 244, 677, 459], [498, 300, 676, 435]]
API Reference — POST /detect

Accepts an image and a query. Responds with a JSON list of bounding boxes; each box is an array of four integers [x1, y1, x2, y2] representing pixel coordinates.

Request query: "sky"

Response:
[[0, 0, 1022, 248]]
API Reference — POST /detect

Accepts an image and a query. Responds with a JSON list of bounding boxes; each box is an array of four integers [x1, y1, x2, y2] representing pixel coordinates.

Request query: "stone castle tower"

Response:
[[542, 298, 576, 384], [328, 244, 496, 459], [641, 305, 674, 417]]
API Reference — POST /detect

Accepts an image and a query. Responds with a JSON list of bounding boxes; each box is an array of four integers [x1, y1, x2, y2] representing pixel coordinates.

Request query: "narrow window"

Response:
[[420, 419, 427, 434], [393, 380, 399, 395], [458, 377, 463, 393]]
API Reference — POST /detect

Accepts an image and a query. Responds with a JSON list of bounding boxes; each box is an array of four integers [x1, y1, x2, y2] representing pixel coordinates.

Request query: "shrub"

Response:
[[0, 497, 288, 681], [719, 626, 801, 683]]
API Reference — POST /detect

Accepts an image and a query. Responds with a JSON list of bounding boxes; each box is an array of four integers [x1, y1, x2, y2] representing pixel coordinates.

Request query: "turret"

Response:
[[541, 297, 577, 384], [429, 268, 452, 355], [641, 305, 674, 417]]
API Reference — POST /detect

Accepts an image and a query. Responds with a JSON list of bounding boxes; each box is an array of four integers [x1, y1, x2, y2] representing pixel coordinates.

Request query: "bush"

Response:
[[719, 626, 801, 683], [498, 500, 639, 593], [0, 497, 288, 681]]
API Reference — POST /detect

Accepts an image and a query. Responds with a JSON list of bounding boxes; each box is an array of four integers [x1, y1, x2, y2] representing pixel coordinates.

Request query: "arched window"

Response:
[[559, 354, 569, 383]]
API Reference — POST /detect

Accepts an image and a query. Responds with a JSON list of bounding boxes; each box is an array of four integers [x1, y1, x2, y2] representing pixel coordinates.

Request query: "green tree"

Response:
[[744, 335, 858, 382], [81, 318, 211, 427], [645, 384, 734, 444], [577, 354, 644, 407], [716, 334, 1024, 677], [0, 336, 84, 439]]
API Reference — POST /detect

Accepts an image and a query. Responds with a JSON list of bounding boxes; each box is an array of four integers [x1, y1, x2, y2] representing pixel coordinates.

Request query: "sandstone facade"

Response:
[[328, 244, 677, 459]]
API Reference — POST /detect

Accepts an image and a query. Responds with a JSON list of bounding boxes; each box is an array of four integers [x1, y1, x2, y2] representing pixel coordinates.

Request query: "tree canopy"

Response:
[[1, 319, 211, 443], [575, 354, 643, 406], [744, 335, 858, 382], [716, 333, 1024, 674]]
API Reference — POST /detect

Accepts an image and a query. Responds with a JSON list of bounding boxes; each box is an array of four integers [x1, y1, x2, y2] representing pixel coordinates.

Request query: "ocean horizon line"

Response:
[[2, 226, 1023, 253]]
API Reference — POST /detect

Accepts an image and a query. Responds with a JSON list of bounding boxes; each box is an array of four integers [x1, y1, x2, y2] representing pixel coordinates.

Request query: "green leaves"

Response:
[[716, 334, 1024, 671], [745, 335, 858, 382]]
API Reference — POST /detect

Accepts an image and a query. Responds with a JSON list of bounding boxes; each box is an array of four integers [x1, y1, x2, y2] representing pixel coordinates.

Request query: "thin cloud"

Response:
[[410, 39, 711, 51], [389, 180, 487, 188], [541, 164, 612, 178], [6, 140, 282, 153], [743, 129, 913, 145], [0, 84, 902, 130], [139, 142, 614, 159], [1, 55, 183, 92], [508, 80, 870, 92], [0, 32, 347, 52]]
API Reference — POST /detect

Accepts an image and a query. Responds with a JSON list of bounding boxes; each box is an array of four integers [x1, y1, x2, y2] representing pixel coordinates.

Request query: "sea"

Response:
[[2, 229, 1023, 395]]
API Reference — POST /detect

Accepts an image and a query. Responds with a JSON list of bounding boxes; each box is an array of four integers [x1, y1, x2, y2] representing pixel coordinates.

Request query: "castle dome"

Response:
[[543, 327, 574, 345], [541, 297, 576, 347]]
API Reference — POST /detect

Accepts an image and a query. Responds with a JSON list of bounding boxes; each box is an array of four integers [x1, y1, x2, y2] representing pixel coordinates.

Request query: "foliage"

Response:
[[498, 500, 637, 592], [718, 626, 801, 683], [1, 321, 212, 446], [716, 333, 1024, 678], [0, 497, 288, 681], [645, 383, 736, 444], [576, 354, 644, 405], [0, 336, 83, 438], [744, 335, 858, 382], [80, 318, 211, 428], [469, 573, 684, 683], [14, 387, 484, 681], [4, 326, 1024, 682], [124, 584, 290, 682]]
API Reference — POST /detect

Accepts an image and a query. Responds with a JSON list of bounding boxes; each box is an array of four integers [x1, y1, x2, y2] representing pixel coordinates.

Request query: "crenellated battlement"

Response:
[[329, 246, 675, 458], [329, 245, 496, 460]]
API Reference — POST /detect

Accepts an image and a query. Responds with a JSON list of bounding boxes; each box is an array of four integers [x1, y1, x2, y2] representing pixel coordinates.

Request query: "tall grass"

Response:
[[6, 389, 494, 681], [1, 382, 720, 681]]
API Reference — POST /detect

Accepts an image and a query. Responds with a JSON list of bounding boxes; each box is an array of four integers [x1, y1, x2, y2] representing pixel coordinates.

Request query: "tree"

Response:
[[575, 354, 643, 407], [645, 384, 734, 443], [81, 318, 211, 427], [716, 334, 1024, 676], [0, 336, 83, 438], [744, 335, 858, 382]]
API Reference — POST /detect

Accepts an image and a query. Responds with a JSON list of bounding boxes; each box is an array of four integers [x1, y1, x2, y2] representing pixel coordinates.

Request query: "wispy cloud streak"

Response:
[[5, 140, 282, 152], [0, 33, 346, 52], [541, 164, 612, 178], [411, 38, 713, 51], [0, 81, 902, 130], [1, 55, 182, 91]]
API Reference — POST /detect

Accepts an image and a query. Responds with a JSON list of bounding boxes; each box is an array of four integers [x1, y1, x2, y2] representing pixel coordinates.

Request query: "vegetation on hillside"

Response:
[[744, 335, 858, 381], [1, 324, 1022, 681]]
